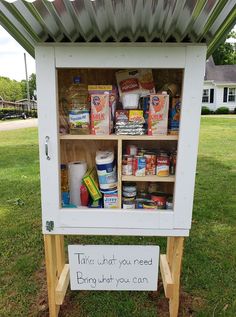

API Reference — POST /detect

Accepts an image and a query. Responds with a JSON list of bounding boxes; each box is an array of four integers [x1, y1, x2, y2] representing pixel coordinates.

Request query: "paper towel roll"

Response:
[[68, 161, 87, 206]]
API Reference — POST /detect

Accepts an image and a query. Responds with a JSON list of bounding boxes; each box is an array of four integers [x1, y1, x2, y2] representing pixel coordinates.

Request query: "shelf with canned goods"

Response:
[[58, 67, 180, 211]]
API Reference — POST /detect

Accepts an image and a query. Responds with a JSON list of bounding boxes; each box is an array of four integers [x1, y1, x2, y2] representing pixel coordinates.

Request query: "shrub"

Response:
[[0, 108, 37, 119], [201, 106, 211, 115], [215, 107, 229, 114]]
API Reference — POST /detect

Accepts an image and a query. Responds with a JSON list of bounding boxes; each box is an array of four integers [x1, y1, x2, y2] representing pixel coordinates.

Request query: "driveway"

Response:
[[0, 118, 38, 131]]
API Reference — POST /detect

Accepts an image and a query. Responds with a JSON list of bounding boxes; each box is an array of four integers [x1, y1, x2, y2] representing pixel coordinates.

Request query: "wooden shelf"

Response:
[[122, 175, 175, 182], [60, 134, 178, 141]]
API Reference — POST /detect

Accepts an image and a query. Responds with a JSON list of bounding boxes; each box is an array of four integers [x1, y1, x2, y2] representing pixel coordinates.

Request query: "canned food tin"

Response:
[[166, 196, 173, 209], [137, 148, 146, 156], [156, 153, 170, 177], [122, 155, 133, 176], [133, 156, 146, 176], [137, 190, 149, 199], [123, 183, 137, 192], [151, 193, 167, 209], [144, 152, 156, 175], [123, 190, 136, 198], [143, 201, 157, 209], [126, 144, 138, 156], [123, 197, 136, 209], [135, 198, 149, 209]]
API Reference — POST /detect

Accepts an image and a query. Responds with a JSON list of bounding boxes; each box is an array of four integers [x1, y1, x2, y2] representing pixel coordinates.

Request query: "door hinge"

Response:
[[46, 220, 54, 232]]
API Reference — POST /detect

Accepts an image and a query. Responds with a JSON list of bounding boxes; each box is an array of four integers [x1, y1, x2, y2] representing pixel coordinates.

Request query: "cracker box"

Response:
[[116, 69, 155, 97], [148, 94, 169, 135], [91, 93, 110, 135], [83, 167, 102, 201], [115, 110, 129, 123]]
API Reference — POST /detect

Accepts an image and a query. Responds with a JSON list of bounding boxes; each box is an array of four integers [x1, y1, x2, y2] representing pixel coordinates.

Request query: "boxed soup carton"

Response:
[[91, 93, 110, 135], [148, 93, 169, 135]]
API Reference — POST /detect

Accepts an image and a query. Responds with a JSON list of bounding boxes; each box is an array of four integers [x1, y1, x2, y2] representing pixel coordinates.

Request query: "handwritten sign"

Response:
[[68, 245, 159, 291]]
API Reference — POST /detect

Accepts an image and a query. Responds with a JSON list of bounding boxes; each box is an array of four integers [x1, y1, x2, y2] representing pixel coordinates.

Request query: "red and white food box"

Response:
[[116, 69, 155, 97], [148, 93, 169, 135], [91, 93, 110, 135]]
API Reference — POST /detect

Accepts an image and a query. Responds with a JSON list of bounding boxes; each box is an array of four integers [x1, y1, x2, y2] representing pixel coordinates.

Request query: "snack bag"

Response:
[[91, 93, 110, 135], [148, 93, 169, 135]]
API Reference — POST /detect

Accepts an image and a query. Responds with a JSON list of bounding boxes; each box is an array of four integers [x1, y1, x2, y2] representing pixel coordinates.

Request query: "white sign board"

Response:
[[68, 245, 159, 291]]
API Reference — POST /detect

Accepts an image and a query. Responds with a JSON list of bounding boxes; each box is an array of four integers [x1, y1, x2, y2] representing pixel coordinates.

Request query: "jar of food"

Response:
[[122, 197, 136, 209], [166, 196, 173, 210]]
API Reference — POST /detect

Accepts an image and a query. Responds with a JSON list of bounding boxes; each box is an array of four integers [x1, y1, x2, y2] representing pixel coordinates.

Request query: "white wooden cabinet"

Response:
[[36, 44, 206, 236]]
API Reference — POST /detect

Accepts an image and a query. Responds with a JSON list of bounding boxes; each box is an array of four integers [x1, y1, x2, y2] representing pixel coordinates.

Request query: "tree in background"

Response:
[[0, 77, 23, 101], [0, 73, 37, 101], [21, 73, 37, 100], [29, 73, 36, 99], [213, 31, 236, 65]]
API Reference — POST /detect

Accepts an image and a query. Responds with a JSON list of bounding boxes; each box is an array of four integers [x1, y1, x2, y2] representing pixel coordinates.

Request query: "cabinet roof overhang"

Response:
[[0, 0, 235, 58]]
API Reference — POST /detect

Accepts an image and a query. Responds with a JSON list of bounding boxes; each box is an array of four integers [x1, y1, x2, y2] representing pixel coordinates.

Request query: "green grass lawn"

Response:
[[0, 117, 236, 316]]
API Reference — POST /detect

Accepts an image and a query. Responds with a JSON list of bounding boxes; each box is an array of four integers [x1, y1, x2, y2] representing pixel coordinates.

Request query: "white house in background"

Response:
[[202, 57, 236, 112]]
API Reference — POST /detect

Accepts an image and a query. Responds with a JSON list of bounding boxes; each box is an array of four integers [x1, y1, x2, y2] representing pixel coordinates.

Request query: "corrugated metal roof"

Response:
[[0, 0, 235, 58]]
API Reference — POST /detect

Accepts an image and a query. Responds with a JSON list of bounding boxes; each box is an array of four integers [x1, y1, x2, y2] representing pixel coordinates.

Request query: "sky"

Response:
[[0, 25, 35, 82]]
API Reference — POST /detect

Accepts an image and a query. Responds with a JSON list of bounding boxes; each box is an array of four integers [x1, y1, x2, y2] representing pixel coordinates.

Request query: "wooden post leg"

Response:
[[44, 234, 65, 317], [55, 235, 65, 277], [167, 237, 184, 317]]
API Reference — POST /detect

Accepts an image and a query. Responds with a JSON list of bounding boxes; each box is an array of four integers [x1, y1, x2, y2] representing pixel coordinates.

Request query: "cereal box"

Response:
[[116, 69, 155, 97], [168, 96, 181, 135], [88, 85, 118, 132], [91, 93, 110, 135], [148, 94, 169, 135]]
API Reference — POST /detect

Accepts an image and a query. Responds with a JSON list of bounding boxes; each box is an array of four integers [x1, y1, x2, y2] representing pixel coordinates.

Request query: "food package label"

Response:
[[169, 97, 181, 132], [103, 191, 118, 209], [91, 93, 110, 135], [129, 110, 144, 123], [69, 110, 90, 134], [83, 168, 102, 201], [148, 94, 169, 135], [116, 69, 155, 97]]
